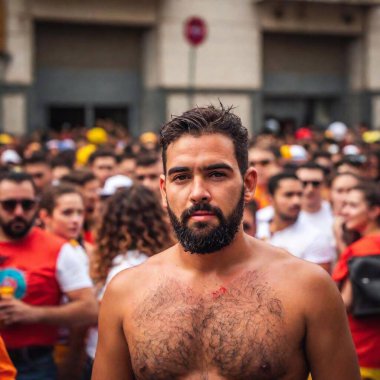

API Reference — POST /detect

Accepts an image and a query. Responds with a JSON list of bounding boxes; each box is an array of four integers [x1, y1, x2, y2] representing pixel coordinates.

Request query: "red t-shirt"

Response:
[[0, 228, 66, 348], [333, 233, 380, 368]]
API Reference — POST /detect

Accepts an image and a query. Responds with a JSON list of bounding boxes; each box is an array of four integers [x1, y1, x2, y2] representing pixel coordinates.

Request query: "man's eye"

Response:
[[210, 171, 226, 178], [173, 174, 190, 182]]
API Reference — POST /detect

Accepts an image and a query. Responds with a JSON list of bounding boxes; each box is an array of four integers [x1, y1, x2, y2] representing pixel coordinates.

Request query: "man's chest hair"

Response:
[[129, 271, 290, 380]]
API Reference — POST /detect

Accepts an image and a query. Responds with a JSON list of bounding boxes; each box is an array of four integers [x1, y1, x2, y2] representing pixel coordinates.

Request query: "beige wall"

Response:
[[31, 0, 157, 26], [366, 6, 380, 129], [372, 96, 380, 129], [2, 0, 379, 134], [2, 93, 26, 135], [347, 37, 364, 91], [366, 6, 380, 90], [142, 28, 160, 89], [258, 2, 363, 35], [4, 0, 33, 84], [157, 0, 261, 90]]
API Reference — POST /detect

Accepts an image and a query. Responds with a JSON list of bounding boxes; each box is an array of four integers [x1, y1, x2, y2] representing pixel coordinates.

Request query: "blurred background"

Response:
[[0, 0, 379, 137]]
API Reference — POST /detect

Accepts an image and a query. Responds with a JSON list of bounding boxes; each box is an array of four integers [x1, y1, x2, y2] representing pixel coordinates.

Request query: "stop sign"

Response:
[[184, 17, 207, 46]]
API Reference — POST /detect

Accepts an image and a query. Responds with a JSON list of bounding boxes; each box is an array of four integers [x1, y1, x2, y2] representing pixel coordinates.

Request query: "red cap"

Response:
[[295, 127, 313, 140]]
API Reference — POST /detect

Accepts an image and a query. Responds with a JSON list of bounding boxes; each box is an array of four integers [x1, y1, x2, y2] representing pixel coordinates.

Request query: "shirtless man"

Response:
[[92, 105, 360, 380]]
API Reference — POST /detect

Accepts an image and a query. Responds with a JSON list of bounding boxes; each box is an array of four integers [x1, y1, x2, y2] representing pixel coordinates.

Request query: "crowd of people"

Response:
[[0, 107, 378, 380]]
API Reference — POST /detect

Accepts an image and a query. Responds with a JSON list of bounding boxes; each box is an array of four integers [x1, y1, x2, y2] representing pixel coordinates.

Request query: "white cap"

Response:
[[327, 144, 340, 155], [290, 145, 308, 161], [327, 122, 348, 142], [1, 149, 21, 165], [342, 144, 360, 156], [100, 175, 133, 197]]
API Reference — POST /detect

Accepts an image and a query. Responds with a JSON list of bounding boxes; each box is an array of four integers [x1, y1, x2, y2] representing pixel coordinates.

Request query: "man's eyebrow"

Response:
[[167, 163, 233, 176], [203, 163, 233, 172], [284, 191, 303, 196], [167, 166, 190, 176]]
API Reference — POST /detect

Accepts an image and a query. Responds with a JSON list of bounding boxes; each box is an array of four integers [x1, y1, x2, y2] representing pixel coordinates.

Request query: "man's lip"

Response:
[[12, 223, 26, 230], [190, 211, 215, 221], [191, 211, 214, 216]]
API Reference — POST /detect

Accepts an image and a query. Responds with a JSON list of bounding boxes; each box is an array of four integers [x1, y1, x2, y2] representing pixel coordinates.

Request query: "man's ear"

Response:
[[38, 208, 50, 229], [243, 167, 257, 202], [159, 174, 168, 208]]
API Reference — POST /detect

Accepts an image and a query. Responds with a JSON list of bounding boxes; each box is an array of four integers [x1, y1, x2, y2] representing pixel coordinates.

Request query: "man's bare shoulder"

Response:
[[253, 238, 338, 299], [105, 245, 178, 295]]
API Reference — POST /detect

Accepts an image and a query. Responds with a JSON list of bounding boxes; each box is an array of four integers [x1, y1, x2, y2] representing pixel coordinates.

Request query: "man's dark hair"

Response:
[[248, 143, 280, 160], [160, 104, 248, 176], [267, 172, 299, 196], [60, 170, 96, 187], [0, 171, 37, 194], [23, 151, 51, 167], [312, 151, 331, 160], [335, 155, 367, 170], [296, 162, 325, 173], [51, 151, 75, 169], [245, 199, 258, 219], [88, 150, 116, 166], [136, 153, 160, 168], [120, 151, 136, 161]]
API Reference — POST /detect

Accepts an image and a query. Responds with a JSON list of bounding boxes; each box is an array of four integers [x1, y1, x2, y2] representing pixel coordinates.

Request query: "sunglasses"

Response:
[[249, 159, 272, 167], [302, 181, 322, 188], [0, 199, 37, 212]]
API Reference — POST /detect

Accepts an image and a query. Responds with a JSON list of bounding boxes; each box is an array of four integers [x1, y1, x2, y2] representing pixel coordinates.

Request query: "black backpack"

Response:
[[348, 254, 380, 318]]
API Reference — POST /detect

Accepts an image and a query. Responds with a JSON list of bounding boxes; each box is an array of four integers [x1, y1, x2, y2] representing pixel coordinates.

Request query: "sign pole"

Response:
[[188, 46, 196, 109], [184, 16, 207, 110]]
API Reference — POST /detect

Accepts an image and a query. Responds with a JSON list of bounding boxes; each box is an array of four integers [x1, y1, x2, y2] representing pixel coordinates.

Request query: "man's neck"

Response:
[[176, 231, 252, 275], [270, 215, 296, 234], [302, 202, 322, 214]]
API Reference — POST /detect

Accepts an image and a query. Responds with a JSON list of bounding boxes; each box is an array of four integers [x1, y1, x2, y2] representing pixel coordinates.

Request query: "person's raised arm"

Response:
[[303, 268, 360, 380]]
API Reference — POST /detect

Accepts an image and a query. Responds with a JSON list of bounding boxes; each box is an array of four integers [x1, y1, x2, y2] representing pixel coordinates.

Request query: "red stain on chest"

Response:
[[211, 286, 227, 299]]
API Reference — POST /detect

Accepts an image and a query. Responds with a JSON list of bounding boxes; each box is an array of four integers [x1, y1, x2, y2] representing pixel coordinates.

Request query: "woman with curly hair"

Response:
[[84, 184, 174, 378]]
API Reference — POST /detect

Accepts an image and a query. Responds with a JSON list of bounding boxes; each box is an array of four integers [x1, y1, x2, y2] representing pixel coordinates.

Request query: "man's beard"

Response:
[[1, 215, 36, 239], [278, 207, 300, 224], [167, 188, 245, 254]]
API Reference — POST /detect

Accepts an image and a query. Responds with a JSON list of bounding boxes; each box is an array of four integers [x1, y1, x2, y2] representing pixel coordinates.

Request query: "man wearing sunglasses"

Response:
[[256, 172, 335, 272], [0, 172, 98, 380], [296, 162, 335, 263]]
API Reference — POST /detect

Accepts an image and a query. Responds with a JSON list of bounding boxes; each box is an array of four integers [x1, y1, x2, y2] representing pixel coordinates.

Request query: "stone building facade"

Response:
[[1, 0, 380, 136]]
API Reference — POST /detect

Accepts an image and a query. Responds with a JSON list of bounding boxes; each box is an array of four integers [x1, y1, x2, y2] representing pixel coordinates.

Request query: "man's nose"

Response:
[[292, 195, 302, 205], [190, 178, 211, 203], [304, 182, 314, 191], [14, 203, 25, 216]]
